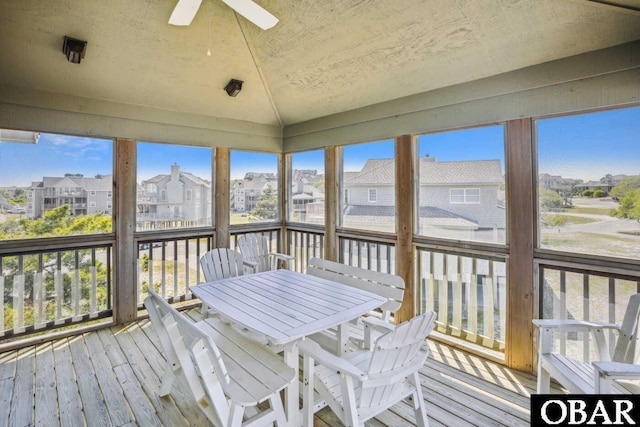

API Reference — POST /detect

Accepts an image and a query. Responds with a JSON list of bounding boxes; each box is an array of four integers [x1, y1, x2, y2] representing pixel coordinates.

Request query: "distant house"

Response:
[[290, 169, 324, 222], [574, 173, 635, 193], [343, 157, 506, 241], [137, 163, 211, 228], [539, 173, 582, 194], [28, 173, 113, 219], [231, 172, 277, 213]]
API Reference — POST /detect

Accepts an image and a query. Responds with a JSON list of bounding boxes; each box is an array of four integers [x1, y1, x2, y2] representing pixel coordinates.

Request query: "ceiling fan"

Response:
[[169, 0, 279, 30]]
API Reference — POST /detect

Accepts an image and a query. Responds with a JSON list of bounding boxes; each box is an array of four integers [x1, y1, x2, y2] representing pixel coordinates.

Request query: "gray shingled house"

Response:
[[344, 157, 505, 242]]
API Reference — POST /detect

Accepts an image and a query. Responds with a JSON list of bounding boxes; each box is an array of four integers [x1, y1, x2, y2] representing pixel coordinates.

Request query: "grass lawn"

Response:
[[564, 206, 615, 215], [541, 214, 599, 226]]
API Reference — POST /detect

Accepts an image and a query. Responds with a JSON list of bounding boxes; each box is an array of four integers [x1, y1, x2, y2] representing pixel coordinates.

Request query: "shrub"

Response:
[[593, 190, 607, 198], [582, 190, 594, 197]]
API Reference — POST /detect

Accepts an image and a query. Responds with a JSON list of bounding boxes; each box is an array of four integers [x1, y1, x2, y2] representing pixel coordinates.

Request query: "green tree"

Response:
[[249, 185, 278, 221], [610, 176, 640, 200], [539, 188, 564, 212], [9, 189, 27, 206], [613, 188, 640, 221]]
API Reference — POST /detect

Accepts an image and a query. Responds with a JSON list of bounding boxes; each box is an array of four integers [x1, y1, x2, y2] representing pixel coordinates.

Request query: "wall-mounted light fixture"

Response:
[[224, 79, 243, 97], [62, 36, 87, 64]]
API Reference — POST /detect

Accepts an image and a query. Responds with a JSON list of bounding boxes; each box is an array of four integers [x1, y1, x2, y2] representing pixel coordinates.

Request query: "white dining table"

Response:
[[191, 268, 387, 426]]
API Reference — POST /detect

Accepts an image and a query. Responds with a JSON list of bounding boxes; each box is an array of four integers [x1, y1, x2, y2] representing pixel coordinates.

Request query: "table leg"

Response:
[[283, 341, 300, 426], [337, 322, 349, 354]]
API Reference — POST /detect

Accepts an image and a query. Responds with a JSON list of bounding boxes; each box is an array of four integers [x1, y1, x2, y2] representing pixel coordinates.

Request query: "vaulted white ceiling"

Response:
[[1, 0, 639, 128]]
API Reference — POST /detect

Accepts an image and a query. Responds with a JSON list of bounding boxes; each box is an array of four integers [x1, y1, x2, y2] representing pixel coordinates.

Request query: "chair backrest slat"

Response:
[[307, 257, 405, 320], [360, 311, 436, 408], [613, 293, 640, 363], [237, 234, 271, 272], [200, 248, 244, 282]]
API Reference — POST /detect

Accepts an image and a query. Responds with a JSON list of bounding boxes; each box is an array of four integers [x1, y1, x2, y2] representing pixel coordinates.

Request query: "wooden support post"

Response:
[[115, 138, 137, 324], [395, 135, 416, 323], [324, 146, 339, 261], [215, 147, 230, 248], [505, 119, 535, 372], [281, 154, 291, 255]]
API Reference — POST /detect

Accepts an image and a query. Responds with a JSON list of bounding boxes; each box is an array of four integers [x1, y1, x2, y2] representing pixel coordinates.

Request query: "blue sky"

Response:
[[1, 106, 638, 187]]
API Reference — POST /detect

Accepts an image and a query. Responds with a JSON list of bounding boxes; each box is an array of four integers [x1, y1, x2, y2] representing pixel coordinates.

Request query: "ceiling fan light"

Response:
[[224, 79, 244, 97]]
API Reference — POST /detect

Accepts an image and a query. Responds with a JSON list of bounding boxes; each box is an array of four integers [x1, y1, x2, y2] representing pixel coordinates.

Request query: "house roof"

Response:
[[345, 158, 504, 185], [344, 205, 479, 228], [1, 1, 639, 128]]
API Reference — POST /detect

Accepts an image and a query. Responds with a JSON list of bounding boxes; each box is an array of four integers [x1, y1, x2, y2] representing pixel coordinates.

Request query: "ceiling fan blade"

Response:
[[221, 0, 279, 30], [169, 0, 203, 26]]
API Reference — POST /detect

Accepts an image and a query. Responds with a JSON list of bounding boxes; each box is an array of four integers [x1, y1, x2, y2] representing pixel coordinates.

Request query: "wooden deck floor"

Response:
[[0, 312, 548, 426]]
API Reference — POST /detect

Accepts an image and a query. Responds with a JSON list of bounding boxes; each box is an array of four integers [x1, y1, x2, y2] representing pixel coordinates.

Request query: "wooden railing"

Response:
[[136, 232, 214, 306], [338, 232, 396, 274], [0, 242, 113, 339], [287, 225, 325, 272], [416, 246, 507, 351], [538, 261, 640, 362]]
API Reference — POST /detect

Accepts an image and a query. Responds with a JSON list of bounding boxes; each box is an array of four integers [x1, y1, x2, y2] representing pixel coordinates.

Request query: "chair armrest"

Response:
[[298, 339, 367, 380], [593, 361, 640, 379], [362, 316, 395, 333], [269, 252, 295, 261], [243, 259, 259, 273], [533, 319, 620, 333]]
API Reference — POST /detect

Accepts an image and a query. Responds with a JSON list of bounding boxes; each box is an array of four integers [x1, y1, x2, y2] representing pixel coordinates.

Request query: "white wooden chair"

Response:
[[144, 287, 295, 427], [534, 292, 640, 394], [307, 257, 405, 352], [236, 233, 294, 273], [299, 311, 436, 427], [200, 248, 245, 282]]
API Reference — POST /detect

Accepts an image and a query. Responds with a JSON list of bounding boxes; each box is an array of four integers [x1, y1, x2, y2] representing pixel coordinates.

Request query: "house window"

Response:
[[341, 139, 395, 233], [90, 191, 96, 196], [417, 124, 505, 244], [107, 202, 112, 209], [0, 132, 113, 239], [450, 188, 480, 204], [230, 150, 279, 225], [89, 202, 97, 208], [288, 150, 324, 224], [536, 105, 640, 260], [137, 141, 212, 231], [107, 191, 112, 198]]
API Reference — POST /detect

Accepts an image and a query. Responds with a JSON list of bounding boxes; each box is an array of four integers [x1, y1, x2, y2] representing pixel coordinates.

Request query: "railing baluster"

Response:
[[609, 277, 616, 357], [14, 256, 25, 333], [468, 258, 478, 341], [35, 253, 44, 326], [90, 249, 97, 316], [74, 250, 81, 319], [483, 262, 495, 348], [560, 270, 567, 354], [55, 253, 63, 322], [583, 272, 590, 362]]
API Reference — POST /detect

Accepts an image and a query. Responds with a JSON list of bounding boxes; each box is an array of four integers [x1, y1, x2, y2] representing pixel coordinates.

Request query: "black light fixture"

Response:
[[224, 79, 243, 97], [62, 36, 87, 64]]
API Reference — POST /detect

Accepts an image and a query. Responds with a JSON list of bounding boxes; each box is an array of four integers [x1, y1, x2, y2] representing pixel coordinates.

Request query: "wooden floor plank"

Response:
[[0, 312, 539, 426], [0, 350, 17, 427], [53, 338, 85, 426], [34, 343, 59, 426], [68, 334, 112, 427], [111, 323, 195, 426], [97, 328, 164, 427], [83, 330, 135, 426], [9, 347, 35, 427]]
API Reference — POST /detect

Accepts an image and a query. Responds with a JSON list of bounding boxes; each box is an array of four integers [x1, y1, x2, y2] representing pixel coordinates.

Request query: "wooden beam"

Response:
[[505, 119, 535, 372], [215, 147, 230, 248], [324, 147, 339, 261], [114, 138, 137, 324], [395, 135, 416, 323]]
